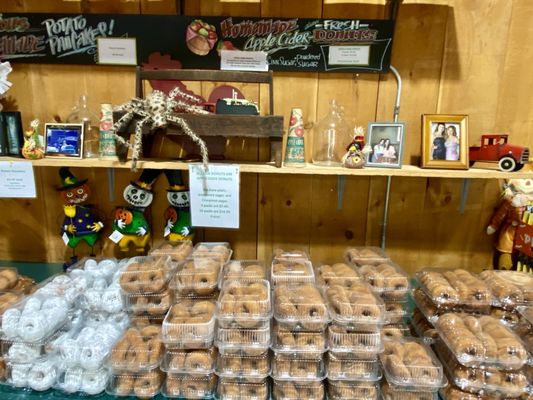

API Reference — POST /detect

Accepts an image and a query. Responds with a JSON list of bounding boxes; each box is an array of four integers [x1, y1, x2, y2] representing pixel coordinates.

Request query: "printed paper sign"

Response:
[[0, 161, 36, 198], [328, 45, 370, 66], [221, 50, 268, 72], [108, 230, 124, 244], [97, 38, 137, 65], [189, 164, 240, 229]]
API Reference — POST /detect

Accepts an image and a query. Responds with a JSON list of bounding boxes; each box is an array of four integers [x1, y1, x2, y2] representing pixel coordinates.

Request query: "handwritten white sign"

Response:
[[0, 161, 36, 198], [189, 164, 240, 229]]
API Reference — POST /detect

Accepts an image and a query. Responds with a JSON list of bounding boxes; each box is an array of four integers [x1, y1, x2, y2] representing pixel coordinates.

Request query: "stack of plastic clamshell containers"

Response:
[[161, 242, 231, 399], [271, 250, 328, 400], [215, 258, 270, 400]]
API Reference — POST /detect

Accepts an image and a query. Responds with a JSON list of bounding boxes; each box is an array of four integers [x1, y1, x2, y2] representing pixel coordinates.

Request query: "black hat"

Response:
[[129, 169, 161, 192], [57, 167, 88, 191], [164, 170, 186, 192]]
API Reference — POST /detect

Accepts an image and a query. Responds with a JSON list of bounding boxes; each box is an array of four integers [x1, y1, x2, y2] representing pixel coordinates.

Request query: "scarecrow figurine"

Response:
[[112, 169, 160, 253], [163, 170, 194, 242], [57, 167, 103, 267]]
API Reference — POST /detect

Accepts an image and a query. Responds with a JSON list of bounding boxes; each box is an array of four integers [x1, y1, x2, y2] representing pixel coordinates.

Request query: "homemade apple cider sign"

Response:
[[0, 13, 394, 73]]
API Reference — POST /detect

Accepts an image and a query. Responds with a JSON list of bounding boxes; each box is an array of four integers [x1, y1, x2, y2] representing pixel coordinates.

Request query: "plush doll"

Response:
[[57, 167, 103, 267], [163, 169, 194, 242], [487, 178, 533, 270], [112, 169, 161, 253]]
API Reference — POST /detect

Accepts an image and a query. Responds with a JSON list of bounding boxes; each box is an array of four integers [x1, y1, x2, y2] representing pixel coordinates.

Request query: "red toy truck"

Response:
[[469, 134, 530, 172]]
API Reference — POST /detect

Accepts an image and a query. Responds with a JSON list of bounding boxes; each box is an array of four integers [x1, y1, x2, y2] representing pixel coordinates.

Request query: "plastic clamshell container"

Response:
[[409, 308, 438, 345], [273, 379, 324, 400], [118, 255, 173, 294], [327, 379, 380, 400], [216, 280, 271, 329], [0, 268, 19, 291], [479, 270, 533, 309], [160, 347, 216, 374], [55, 366, 110, 395], [490, 307, 521, 329], [381, 382, 439, 400], [344, 246, 390, 266], [380, 337, 445, 390], [123, 289, 174, 316], [110, 327, 164, 372], [161, 372, 217, 399], [273, 284, 329, 331], [130, 314, 165, 328], [412, 288, 440, 325], [220, 260, 268, 287], [1, 329, 64, 363], [271, 352, 325, 380], [172, 258, 222, 298], [149, 240, 193, 263], [435, 313, 529, 370], [381, 323, 411, 341], [271, 258, 315, 286], [217, 377, 269, 400], [327, 325, 383, 356], [384, 301, 408, 324], [326, 352, 382, 381], [272, 324, 327, 357], [315, 263, 360, 287], [0, 292, 24, 323], [215, 326, 270, 356], [106, 368, 164, 397], [66, 256, 119, 280], [192, 242, 233, 264], [161, 300, 216, 348], [518, 306, 533, 326], [5, 358, 60, 391], [215, 352, 270, 379], [415, 268, 492, 312], [32, 273, 88, 307], [439, 385, 486, 400], [272, 248, 309, 260], [355, 261, 410, 297], [324, 282, 386, 328]]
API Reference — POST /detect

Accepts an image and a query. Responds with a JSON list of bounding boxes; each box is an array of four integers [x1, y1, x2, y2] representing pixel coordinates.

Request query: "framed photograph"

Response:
[[366, 122, 405, 168], [422, 114, 468, 169], [44, 123, 84, 158]]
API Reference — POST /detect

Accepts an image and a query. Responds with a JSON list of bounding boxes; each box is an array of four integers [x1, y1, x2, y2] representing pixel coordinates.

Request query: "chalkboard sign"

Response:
[[0, 13, 394, 73]]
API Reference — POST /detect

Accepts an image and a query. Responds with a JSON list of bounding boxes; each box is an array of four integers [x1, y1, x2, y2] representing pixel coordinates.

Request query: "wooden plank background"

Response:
[[1, 0, 531, 274]]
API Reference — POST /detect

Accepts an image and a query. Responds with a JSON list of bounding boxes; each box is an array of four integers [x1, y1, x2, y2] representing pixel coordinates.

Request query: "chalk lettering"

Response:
[[0, 14, 30, 32], [0, 34, 46, 58]]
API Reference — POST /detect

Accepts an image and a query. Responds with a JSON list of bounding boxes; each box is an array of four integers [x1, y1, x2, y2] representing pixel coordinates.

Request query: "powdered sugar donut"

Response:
[[18, 314, 49, 342], [81, 368, 108, 395], [7, 342, 41, 363], [2, 308, 21, 338], [59, 367, 83, 393], [23, 297, 42, 313], [28, 359, 58, 391], [10, 363, 30, 387], [84, 259, 98, 271], [59, 338, 81, 366], [107, 312, 129, 331], [102, 288, 124, 313], [79, 344, 107, 370]]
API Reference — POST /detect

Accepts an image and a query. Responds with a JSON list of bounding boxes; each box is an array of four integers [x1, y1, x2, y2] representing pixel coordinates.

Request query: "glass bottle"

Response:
[[312, 100, 351, 166], [67, 95, 99, 158]]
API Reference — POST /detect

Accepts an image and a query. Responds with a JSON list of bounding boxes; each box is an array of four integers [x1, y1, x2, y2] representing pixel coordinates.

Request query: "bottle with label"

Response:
[[312, 100, 351, 167], [99, 103, 118, 160], [66, 95, 99, 158]]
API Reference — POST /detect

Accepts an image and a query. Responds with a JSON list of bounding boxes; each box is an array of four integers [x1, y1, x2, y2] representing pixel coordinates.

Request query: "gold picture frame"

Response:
[[421, 114, 468, 169]]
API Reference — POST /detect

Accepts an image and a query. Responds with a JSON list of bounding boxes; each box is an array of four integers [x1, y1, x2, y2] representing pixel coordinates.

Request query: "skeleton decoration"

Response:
[[163, 169, 194, 242], [112, 169, 161, 253], [111, 86, 210, 171]]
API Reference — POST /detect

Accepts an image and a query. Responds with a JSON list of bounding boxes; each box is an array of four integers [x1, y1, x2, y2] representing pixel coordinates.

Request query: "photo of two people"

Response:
[[367, 123, 404, 168], [430, 122, 460, 161]]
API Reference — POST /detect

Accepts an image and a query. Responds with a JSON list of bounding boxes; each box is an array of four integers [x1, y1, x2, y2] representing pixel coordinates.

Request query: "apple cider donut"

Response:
[[133, 370, 163, 398]]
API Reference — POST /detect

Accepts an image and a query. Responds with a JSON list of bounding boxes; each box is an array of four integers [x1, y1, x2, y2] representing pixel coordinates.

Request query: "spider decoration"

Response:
[[111, 86, 210, 171]]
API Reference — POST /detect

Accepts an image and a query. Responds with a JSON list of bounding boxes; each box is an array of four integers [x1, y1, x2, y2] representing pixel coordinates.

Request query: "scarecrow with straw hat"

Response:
[[163, 170, 194, 242]]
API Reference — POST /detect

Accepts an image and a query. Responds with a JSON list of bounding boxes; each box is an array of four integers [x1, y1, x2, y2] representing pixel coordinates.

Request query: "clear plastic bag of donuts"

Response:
[[324, 281, 386, 328], [106, 367, 165, 398], [415, 268, 493, 312], [5, 355, 61, 392], [217, 377, 269, 400], [479, 270, 533, 310], [55, 366, 110, 395], [380, 337, 445, 389], [435, 313, 529, 370], [381, 323, 411, 341], [381, 381, 439, 400], [123, 288, 174, 316], [161, 372, 217, 398], [172, 258, 222, 298], [273, 283, 330, 331], [271, 258, 315, 286], [160, 347, 217, 375], [215, 326, 271, 356], [219, 260, 268, 287], [118, 255, 173, 295], [273, 378, 324, 400], [1, 293, 69, 343], [344, 246, 390, 266], [315, 262, 360, 287], [409, 308, 438, 345], [191, 242, 233, 264], [149, 240, 193, 263], [271, 324, 327, 358], [110, 325, 164, 372], [354, 261, 410, 298], [161, 299, 215, 348], [271, 351, 325, 381], [327, 325, 383, 357], [412, 288, 441, 325], [326, 352, 382, 381], [215, 351, 270, 379], [216, 280, 272, 329], [272, 247, 309, 261], [327, 379, 380, 400]]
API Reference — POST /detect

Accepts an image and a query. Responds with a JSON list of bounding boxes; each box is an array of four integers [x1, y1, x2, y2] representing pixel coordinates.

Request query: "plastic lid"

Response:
[[271, 352, 325, 381], [354, 261, 410, 295], [479, 270, 533, 309], [327, 379, 380, 400], [271, 258, 315, 286], [215, 352, 270, 379], [124, 289, 174, 316], [160, 348, 217, 374], [344, 246, 389, 266], [272, 324, 327, 355], [272, 248, 309, 260], [215, 326, 271, 354], [118, 256, 172, 294], [220, 260, 268, 286], [327, 325, 384, 355], [316, 263, 360, 287], [172, 258, 221, 297], [149, 240, 193, 262], [161, 300, 216, 346], [326, 353, 382, 381], [192, 242, 232, 264]]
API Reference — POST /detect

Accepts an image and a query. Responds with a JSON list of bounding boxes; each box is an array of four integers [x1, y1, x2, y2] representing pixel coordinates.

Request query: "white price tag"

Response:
[[109, 230, 124, 243], [164, 227, 171, 237], [62, 232, 69, 246]]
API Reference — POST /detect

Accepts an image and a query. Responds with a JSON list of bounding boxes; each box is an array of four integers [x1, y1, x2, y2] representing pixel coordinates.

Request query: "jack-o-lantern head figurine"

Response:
[[112, 169, 161, 253], [57, 167, 103, 268], [163, 169, 194, 242]]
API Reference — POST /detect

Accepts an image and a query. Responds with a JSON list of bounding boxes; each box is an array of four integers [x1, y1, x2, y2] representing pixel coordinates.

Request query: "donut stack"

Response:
[[149, 240, 194, 264]]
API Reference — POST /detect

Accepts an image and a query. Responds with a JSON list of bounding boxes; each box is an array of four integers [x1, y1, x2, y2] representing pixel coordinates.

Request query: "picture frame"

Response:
[[366, 122, 405, 169], [421, 114, 468, 169], [44, 123, 84, 158]]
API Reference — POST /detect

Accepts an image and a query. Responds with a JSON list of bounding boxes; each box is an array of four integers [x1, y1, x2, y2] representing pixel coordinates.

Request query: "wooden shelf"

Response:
[[1, 157, 531, 179]]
